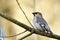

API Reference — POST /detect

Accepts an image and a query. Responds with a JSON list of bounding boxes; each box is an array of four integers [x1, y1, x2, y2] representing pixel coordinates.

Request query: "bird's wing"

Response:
[[33, 16, 43, 31], [36, 16, 51, 31]]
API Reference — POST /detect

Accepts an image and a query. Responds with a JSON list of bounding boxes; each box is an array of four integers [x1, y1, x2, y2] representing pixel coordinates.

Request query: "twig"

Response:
[[16, 0, 35, 28], [0, 29, 27, 38], [19, 27, 34, 40], [0, 13, 60, 40], [19, 33, 33, 40]]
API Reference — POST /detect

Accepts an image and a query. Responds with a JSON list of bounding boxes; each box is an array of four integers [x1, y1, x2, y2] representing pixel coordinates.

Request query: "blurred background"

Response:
[[0, 0, 60, 40]]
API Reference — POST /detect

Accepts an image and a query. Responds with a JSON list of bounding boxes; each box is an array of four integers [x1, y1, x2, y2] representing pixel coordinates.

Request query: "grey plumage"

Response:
[[32, 12, 52, 33]]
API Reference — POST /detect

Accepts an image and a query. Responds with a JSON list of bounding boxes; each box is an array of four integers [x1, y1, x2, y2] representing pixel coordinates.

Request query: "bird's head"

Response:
[[32, 12, 42, 16]]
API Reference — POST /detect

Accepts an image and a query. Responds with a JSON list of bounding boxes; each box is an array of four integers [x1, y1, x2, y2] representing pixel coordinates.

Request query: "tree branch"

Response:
[[0, 13, 60, 40]]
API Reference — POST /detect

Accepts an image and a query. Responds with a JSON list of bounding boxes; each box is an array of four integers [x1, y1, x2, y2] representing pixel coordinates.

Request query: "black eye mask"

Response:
[[32, 12, 42, 16]]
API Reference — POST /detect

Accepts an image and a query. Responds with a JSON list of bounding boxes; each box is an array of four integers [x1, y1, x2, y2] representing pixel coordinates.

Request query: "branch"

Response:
[[0, 13, 60, 40]]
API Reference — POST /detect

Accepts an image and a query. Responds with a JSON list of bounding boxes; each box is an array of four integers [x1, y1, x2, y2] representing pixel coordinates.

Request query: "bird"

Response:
[[32, 12, 52, 34]]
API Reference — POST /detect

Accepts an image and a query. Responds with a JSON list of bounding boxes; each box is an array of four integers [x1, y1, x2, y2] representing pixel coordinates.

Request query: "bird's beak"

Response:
[[32, 12, 35, 16], [33, 14, 35, 16]]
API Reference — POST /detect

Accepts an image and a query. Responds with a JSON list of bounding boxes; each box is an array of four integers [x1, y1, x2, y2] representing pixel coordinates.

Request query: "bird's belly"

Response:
[[33, 23, 43, 31]]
